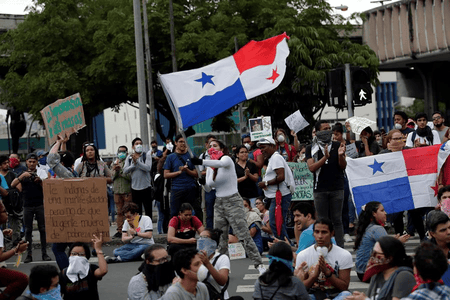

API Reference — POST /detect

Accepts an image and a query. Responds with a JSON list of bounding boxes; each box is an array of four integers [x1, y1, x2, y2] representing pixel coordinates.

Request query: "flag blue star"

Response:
[[195, 72, 215, 88], [368, 159, 384, 175]]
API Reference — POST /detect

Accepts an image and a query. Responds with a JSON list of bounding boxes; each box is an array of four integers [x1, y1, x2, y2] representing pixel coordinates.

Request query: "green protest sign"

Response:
[[287, 162, 313, 201], [40, 93, 86, 145]]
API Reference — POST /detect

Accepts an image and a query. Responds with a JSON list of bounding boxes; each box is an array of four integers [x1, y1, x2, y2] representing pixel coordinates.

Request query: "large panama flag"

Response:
[[159, 33, 290, 129], [346, 142, 450, 214]]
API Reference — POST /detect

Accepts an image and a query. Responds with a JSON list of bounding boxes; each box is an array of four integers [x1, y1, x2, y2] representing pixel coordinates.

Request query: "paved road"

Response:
[[3, 235, 421, 299]]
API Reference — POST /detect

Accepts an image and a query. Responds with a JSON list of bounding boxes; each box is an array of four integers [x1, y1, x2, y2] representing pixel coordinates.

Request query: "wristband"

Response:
[[96, 251, 104, 255]]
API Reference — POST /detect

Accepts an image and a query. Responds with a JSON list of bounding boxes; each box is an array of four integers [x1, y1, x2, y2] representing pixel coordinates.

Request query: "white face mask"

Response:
[[277, 135, 285, 143], [67, 256, 90, 283], [394, 123, 402, 130], [244, 143, 251, 150], [299, 153, 306, 161], [135, 144, 143, 154]]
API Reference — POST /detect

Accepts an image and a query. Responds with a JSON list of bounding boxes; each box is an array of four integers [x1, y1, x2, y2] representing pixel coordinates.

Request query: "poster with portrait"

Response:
[[249, 116, 272, 141]]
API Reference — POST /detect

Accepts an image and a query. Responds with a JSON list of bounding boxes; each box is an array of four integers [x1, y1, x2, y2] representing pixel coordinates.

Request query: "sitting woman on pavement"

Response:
[[255, 197, 273, 251], [127, 244, 176, 300], [59, 236, 108, 300], [347, 236, 415, 300], [167, 203, 204, 257], [354, 201, 409, 282], [254, 242, 309, 299]]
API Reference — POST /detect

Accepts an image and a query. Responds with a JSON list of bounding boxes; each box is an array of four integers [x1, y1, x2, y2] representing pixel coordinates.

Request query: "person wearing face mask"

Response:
[[18, 265, 61, 300], [432, 111, 450, 143], [59, 237, 108, 300], [9, 153, 26, 176], [127, 244, 176, 300], [406, 112, 441, 148], [124, 137, 153, 216], [159, 249, 209, 300], [275, 129, 297, 162], [111, 145, 132, 239], [394, 111, 414, 136], [150, 140, 163, 161], [36, 150, 51, 174], [305, 121, 346, 247]]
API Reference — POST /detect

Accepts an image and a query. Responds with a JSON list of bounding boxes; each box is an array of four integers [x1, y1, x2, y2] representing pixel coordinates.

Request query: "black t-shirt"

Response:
[[355, 140, 380, 157], [60, 264, 101, 300], [400, 127, 414, 135], [235, 161, 259, 198], [305, 141, 345, 192], [19, 171, 44, 207]]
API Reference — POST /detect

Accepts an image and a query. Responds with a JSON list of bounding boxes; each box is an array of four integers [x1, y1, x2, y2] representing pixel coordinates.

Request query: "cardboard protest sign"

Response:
[[345, 143, 358, 158], [287, 162, 314, 201], [284, 110, 309, 133], [249, 116, 272, 141], [346, 116, 375, 135], [228, 242, 246, 260], [43, 178, 111, 243], [40, 93, 86, 146]]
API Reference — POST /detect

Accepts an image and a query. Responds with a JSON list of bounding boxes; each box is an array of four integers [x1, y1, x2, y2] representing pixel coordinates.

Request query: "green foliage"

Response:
[[395, 99, 446, 119]]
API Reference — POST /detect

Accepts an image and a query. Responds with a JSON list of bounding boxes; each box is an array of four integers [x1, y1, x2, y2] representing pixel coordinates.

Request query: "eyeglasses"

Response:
[[391, 137, 403, 141], [152, 255, 171, 264], [84, 143, 95, 148], [70, 252, 86, 256], [433, 116, 442, 120]]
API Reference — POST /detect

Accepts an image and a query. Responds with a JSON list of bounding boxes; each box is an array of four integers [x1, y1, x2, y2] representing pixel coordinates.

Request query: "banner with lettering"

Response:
[[40, 93, 86, 145]]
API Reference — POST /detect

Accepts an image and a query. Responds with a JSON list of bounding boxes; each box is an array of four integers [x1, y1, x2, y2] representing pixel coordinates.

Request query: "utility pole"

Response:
[[133, 0, 149, 149], [345, 63, 354, 118], [169, 0, 177, 72], [235, 37, 245, 135], [142, 0, 157, 142]]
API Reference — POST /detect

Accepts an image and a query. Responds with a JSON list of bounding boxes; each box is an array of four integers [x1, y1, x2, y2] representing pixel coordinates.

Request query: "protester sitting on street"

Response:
[[347, 236, 415, 300], [295, 218, 352, 300], [105, 202, 154, 263], [0, 201, 28, 300], [402, 242, 450, 300], [59, 236, 108, 300], [197, 228, 234, 300], [11, 152, 50, 263], [235, 145, 259, 207], [354, 201, 409, 282], [274, 129, 297, 162], [18, 265, 62, 300], [406, 112, 441, 148], [254, 242, 309, 300], [426, 210, 450, 286], [159, 249, 209, 300], [167, 203, 204, 257], [111, 145, 132, 238], [255, 197, 273, 251], [191, 139, 265, 274], [75, 142, 112, 183], [128, 244, 176, 300]]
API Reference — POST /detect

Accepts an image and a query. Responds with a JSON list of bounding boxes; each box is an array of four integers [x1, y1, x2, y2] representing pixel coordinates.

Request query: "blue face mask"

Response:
[[39, 157, 47, 165], [29, 284, 62, 300]]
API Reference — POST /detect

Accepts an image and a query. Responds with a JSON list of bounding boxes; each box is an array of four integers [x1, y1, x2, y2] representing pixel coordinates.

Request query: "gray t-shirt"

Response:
[[253, 276, 309, 300], [158, 281, 209, 300], [366, 270, 415, 299], [128, 272, 170, 300]]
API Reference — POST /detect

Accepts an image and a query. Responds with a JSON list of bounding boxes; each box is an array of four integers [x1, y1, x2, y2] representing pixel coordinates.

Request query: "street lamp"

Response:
[[333, 5, 348, 11]]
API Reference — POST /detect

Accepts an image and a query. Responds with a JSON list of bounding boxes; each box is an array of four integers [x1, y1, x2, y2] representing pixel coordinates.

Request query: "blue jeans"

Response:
[[113, 243, 149, 262], [205, 189, 216, 228], [309, 291, 351, 300], [268, 193, 292, 241], [107, 186, 115, 223], [314, 190, 345, 247], [155, 201, 164, 234]]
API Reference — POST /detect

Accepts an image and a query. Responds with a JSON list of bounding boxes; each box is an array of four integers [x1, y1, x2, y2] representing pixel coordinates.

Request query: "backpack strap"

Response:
[[203, 254, 229, 294], [410, 131, 417, 145]]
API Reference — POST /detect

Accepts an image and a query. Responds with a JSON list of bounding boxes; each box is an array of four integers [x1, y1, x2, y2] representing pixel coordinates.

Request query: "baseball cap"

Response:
[[36, 150, 48, 157], [256, 137, 276, 146], [26, 153, 38, 160]]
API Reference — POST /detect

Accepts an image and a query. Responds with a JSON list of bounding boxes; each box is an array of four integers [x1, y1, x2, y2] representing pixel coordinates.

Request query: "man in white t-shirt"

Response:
[[295, 218, 352, 299], [257, 137, 294, 242], [105, 202, 154, 263]]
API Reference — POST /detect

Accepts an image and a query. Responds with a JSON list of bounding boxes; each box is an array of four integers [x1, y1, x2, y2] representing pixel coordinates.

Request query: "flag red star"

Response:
[[266, 67, 279, 83], [431, 181, 440, 197]]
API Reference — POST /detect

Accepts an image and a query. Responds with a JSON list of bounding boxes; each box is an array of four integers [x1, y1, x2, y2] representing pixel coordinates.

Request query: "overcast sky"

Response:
[[0, 0, 387, 16]]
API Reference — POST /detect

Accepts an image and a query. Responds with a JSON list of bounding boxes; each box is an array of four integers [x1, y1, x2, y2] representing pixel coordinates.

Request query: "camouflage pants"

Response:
[[214, 193, 263, 268]]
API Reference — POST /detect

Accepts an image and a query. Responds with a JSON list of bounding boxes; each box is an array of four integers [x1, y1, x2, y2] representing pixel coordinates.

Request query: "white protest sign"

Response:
[[284, 110, 309, 133], [250, 116, 272, 141], [345, 143, 358, 158], [346, 116, 376, 135], [228, 243, 246, 260]]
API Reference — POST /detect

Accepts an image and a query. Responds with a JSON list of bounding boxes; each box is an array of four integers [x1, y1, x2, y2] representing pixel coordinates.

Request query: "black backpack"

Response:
[[202, 254, 229, 300]]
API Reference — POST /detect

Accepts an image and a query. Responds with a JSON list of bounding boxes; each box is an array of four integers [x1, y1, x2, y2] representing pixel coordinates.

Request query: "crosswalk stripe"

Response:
[[236, 285, 257, 293]]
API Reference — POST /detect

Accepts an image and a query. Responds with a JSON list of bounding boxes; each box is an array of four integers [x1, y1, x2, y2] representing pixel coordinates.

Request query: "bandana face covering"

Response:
[[267, 255, 294, 272], [197, 237, 217, 257], [362, 253, 392, 282], [316, 130, 333, 144], [9, 157, 19, 169], [208, 147, 223, 160], [66, 256, 90, 283], [29, 285, 62, 300]]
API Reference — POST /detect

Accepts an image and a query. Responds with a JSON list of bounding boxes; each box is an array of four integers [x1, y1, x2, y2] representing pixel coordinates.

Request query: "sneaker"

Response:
[[112, 232, 122, 239], [42, 254, 52, 261], [257, 265, 266, 275], [105, 256, 118, 264], [24, 255, 32, 263], [344, 234, 353, 243]]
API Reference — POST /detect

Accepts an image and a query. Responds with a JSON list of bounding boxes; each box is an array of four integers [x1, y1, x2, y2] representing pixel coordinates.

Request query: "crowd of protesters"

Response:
[[0, 110, 449, 299]]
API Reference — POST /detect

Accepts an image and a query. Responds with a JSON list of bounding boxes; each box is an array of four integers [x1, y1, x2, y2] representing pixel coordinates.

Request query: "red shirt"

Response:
[[168, 216, 203, 233]]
